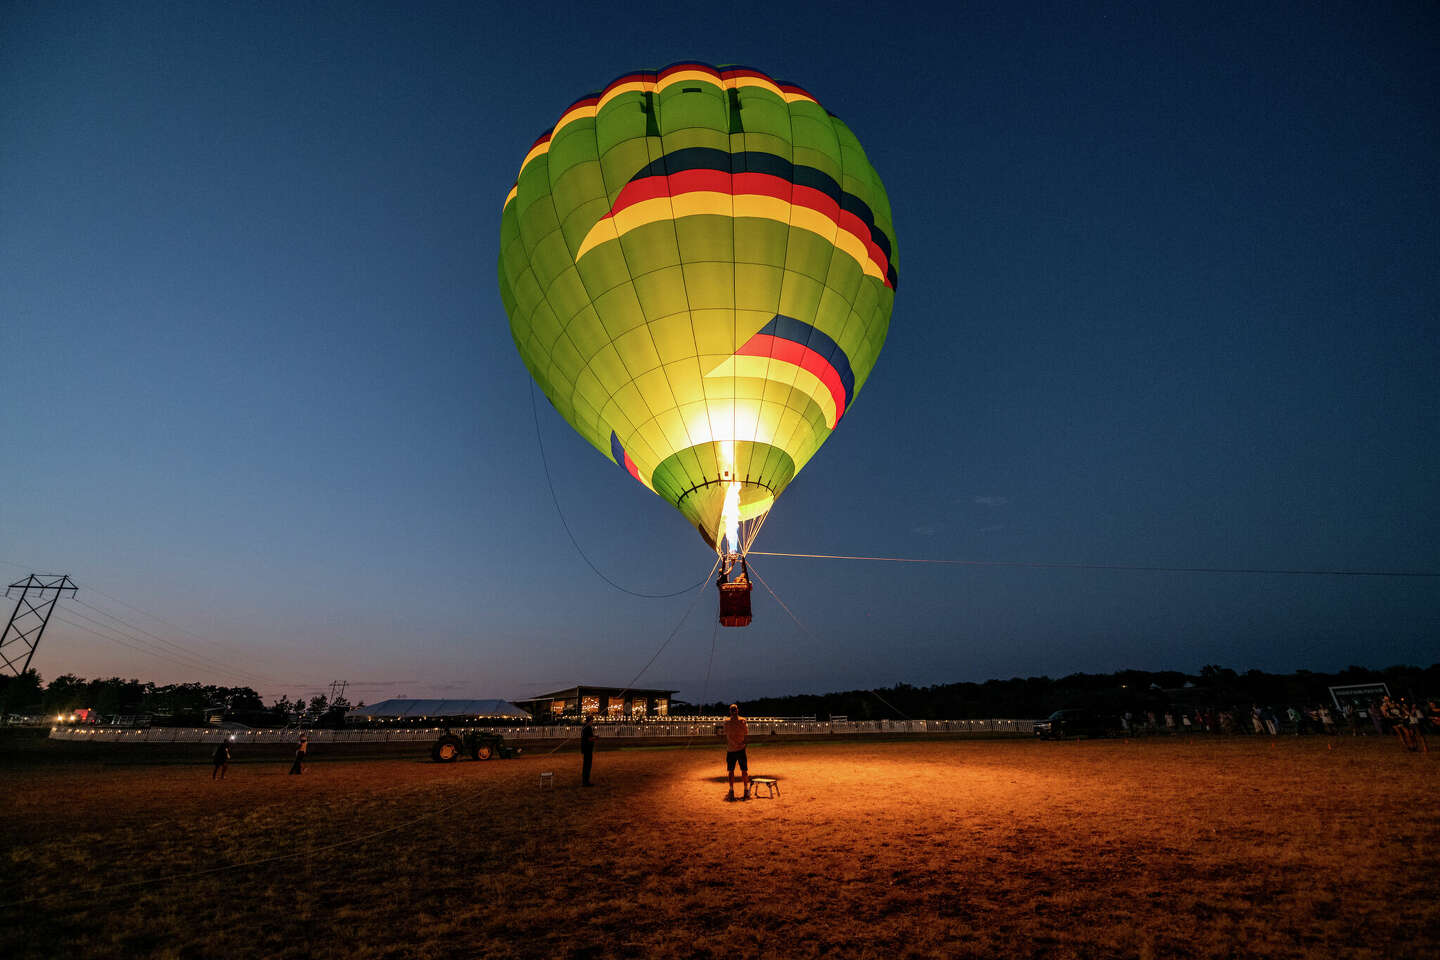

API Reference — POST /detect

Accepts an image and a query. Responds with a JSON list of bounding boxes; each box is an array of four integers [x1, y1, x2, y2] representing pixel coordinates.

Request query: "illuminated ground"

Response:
[[3, 737, 1436, 958]]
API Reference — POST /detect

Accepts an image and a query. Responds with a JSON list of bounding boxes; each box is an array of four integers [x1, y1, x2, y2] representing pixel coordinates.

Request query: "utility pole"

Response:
[[1, 574, 77, 677]]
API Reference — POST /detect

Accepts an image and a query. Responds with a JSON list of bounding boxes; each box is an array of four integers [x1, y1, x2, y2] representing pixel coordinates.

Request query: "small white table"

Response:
[[750, 777, 779, 798]]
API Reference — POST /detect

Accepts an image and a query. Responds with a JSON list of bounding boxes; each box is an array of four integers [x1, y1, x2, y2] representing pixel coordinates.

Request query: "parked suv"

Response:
[[1034, 708, 1119, 739]]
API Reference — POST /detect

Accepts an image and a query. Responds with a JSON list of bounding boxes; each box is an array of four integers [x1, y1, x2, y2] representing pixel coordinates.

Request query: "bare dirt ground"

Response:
[[3, 736, 1437, 960]]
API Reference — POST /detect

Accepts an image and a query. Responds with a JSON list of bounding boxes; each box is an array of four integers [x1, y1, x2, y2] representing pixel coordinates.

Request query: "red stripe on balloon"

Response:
[[720, 68, 772, 82], [659, 63, 720, 81], [609, 176, 676, 213], [789, 183, 841, 227], [735, 334, 848, 426], [602, 172, 891, 286]]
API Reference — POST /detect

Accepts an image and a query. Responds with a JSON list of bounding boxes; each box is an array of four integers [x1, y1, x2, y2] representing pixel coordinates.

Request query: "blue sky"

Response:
[[3, 1, 1436, 704]]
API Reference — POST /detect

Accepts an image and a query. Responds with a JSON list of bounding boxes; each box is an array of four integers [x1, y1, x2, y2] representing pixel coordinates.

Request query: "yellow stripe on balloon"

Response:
[[598, 80, 657, 111], [829, 229, 884, 283], [656, 69, 723, 92], [704, 354, 839, 429], [573, 214, 624, 259], [731, 193, 790, 222], [728, 76, 784, 98], [551, 101, 599, 140], [518, 139, 551, 179], [787, 204, 840, 245], [576, 194, 885, 284], [669, 190, 732, 221]]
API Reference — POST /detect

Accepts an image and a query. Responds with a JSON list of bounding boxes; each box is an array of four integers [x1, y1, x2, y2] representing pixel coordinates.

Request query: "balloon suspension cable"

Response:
[[530, 381, 709, 599], [742, 509, 771, 556], [746, 550, 1440, 579], [710, 510, 770, 561]]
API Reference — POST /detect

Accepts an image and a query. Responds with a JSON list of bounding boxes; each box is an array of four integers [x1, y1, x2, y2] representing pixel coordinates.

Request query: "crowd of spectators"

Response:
[[1118, 695, 1436, 751]]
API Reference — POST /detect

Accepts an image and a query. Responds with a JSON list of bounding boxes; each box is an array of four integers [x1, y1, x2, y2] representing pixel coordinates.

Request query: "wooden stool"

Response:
[[539, 771, 554, 790], [750, 777, 779, 798]]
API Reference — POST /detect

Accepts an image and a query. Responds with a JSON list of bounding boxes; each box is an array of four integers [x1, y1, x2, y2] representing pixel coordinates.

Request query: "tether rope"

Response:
[[748, 561, 912, 722], [748, 551, 1439, 579], [611, 556, 720, 703], [529, 381, 709, 598]]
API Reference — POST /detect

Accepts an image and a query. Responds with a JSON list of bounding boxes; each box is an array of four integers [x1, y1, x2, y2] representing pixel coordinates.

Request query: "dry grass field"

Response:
[[3, 736, 1437, 960]]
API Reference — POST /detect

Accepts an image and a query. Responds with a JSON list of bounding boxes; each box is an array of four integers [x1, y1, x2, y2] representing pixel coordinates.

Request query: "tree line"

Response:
[[4, 662, 1435, 726], [0, 670, 358, 727], [695, 663, 1440, 721]]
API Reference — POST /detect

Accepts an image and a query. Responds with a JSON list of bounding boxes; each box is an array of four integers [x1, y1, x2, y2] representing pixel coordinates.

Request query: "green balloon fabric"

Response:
[[498, 63, 897, 550]]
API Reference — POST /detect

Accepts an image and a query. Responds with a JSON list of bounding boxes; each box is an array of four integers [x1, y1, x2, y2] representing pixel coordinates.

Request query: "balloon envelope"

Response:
[[499, 63, 898, 549]]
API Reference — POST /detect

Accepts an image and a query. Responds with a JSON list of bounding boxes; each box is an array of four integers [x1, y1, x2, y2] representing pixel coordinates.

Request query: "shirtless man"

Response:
[[724, 703, 750, 801]]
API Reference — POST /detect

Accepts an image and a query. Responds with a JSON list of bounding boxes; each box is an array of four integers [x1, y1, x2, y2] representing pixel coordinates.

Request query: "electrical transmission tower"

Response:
[[1, 574, 77, 677], [328, 680, 348, 703]]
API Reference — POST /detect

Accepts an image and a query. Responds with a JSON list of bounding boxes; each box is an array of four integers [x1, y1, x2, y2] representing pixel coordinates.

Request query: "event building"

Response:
[[512, 685, 677, 720]]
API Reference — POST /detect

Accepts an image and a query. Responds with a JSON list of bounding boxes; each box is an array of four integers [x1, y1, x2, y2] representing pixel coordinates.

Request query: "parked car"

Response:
[[1034, 708, 1119, 739]]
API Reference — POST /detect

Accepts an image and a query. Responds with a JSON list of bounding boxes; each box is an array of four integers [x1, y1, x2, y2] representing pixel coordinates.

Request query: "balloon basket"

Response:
[[718, 580, 752, 628]]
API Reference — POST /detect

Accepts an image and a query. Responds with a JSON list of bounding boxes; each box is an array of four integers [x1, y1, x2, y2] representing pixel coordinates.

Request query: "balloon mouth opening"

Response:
[[676, 479, 775, 553]]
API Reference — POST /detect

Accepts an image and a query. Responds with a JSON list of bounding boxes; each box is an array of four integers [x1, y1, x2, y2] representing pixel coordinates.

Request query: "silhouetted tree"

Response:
[[0, 669, 44, 718]]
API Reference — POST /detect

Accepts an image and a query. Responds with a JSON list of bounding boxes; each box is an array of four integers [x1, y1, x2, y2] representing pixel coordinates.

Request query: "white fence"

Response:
[[48, 718, 1036, 744]]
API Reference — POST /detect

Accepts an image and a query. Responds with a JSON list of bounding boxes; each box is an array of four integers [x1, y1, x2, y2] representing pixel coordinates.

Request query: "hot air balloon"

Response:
[[498, 63, 898, 625]]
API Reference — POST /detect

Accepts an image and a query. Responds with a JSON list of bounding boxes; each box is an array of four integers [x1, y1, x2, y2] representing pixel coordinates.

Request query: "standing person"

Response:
[[724, 704, 750, 801], [580, 715, 595, 786], [212, 739, 231, 780], [289, 734, 308, 775], [1408, 702, 1428, 753], [1263, 708, 1279, 737], [1379, 697, 1413, 750]]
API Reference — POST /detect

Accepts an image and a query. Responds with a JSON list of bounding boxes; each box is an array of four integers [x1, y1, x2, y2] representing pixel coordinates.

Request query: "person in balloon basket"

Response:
[[724, 704, 750, 801], [580, 715, 595, 786]]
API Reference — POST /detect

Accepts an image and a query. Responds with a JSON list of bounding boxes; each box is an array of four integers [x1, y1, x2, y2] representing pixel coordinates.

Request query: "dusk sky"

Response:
[[4, 1, 1436, 706]]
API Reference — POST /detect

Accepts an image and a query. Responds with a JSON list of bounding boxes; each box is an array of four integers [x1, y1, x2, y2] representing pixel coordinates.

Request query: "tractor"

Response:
[[430, 728, 520, 762]]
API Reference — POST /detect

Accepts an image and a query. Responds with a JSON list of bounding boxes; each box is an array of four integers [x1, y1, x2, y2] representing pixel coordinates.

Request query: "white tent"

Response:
[[346, 698, 530, 720]]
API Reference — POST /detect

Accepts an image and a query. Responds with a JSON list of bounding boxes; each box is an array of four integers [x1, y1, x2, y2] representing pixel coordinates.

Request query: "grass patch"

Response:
[[2, 738, 1436, 958]]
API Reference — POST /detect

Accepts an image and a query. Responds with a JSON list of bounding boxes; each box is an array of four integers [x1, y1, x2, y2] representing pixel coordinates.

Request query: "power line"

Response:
[[52, 613, 230, 676], [69, 598, 293, 689], [51, 599, 320, 693], [3, 562, 325, 693], [70, 580, 254, 659], [51, 611, 285, 690], [748, 551, 1440, 579]]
